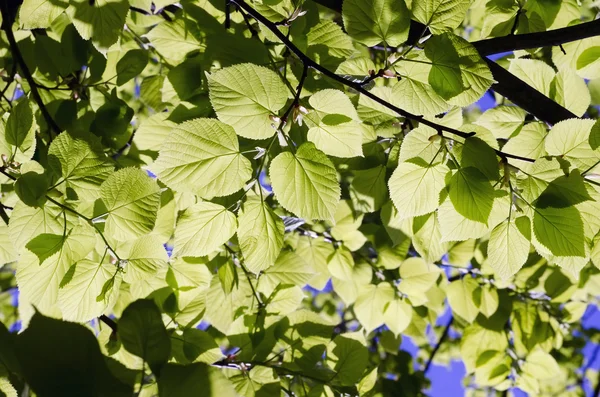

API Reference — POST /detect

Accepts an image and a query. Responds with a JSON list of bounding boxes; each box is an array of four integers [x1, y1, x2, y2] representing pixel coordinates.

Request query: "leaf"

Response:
[[237, 197, 284, 273], [532, 206, 585, 257], [158, 363, 237, 397], [412, 213, 448, 263], [16, 313, 133, 396], [388, 162, 449, 219], [349, 166, 387, 213], [123, 235, 169, 283], [397, 257, 441, 296], [305, 90, 363, 158], [8, 201, 67, 252], [208, 63, 288, 140], [342, 0, 410, 46], [448, 167, 495, 224], [16, 222, 96, 313], [118, 299, 171, 373], [327, 247, 355, 281], [545, 118, 599, 171], [173, 202, 236, 257], [488, 219, 530, 280], [269, 142, 341, 221], [145, 18, 205, 65], [14, 172, 48, 208], [19, 0, 69, 29], [57, 259, 121, 322], [0, 225, 16, 267], [48, 132, 113, 201], [326, 333, 369, 386], [551, 69, 590, 117], [307, 21, 355, 58], [553, 37, 600, 80], [460, 137, 500, 181], [508, 59, 555, 97], [383, 298, 412, 337], [116, 49, 149, 86], [260, 251, 316, 293], [475, 106, 526, 140], [4, 99, 35, 160], [412, 0, 471, 35], [66, 0, 129, 52], [447, 277, 479, 323], [354, 283, 395, 332], [398, 126, 443, 164], [152, 118, 252, 199], [100, 168, 161, 241], [476, 285, 499, 318]]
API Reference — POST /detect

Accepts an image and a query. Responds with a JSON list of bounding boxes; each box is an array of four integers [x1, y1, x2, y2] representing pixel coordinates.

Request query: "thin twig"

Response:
[[0, 2, 61, 137], [423, 316, 454, 374], [99, 314, 118, 333]]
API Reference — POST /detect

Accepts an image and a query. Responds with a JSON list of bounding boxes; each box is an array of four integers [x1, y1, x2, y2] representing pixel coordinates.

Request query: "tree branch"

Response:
[[0, 0, 61, 137], [99, 314, 118, 334], [308, 0, 579, 125], [423, 316, 453, 374], [473, 19, 600, 56], [485, 60, 577, 124], [231, 0, 475, 140]]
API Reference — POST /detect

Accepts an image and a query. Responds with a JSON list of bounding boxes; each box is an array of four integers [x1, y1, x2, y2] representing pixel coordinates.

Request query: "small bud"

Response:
[[382, 69, 396, 78]]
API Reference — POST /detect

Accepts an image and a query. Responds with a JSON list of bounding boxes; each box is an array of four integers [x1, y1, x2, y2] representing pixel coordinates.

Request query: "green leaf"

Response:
[[447, 277, 479, 323], [123, 235, 169, 283], [388, 162, 449, 219], [66, 0, 129, 52], [152, 118, 252, 199], [305, 89, 364, 158], [398, 126, 443, 164], [412, 0, 471, 34], [118, 299, 171, 373], [100, 168, 161, 241], [475, 106, 526, 140], [14, 172, 48, 207], [16, 221, 96, 313], [412, 212, 448, 263], [146, 18, 205, 65], [19, 0, 69, 29], [8, 201, 68, 251], [460, 137, 500, 181], [16, 312, 133, 396], [397, 257, 441, 297], [354, 283, 395, 333], [488, 219, 530, 280], [260, 251, 316, 293], [545, 118, 599, 171], [5, 99, 34, 158], [307, 21, 355, 59], [158, 363, 237, 397], [553, 37, 600, 80], [532, 206, 585, 257], [551, 69, 590, 117], [327, 246, 355, 281], [448, 167, 495, 224], [349, 166, 387, 213], [326, 333, 369, 386], [48, 132, 113, 201], [208, 63, 288, 140], [57, 259, 121, 322], [237, 197, 284, 273], [383, 298, 412, 337], [476, 285, 499, 318], [342, 0, 410, 46], [269, 142, 341, 221], [508, 59, 555, 97], [0, 225, 16, 267], [116, 49, 149, 86], [173, 202, 237, 257]]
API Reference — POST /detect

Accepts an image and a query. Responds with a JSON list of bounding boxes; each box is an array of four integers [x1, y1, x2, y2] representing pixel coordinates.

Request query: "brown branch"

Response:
[[99, 314, 118, 334], [473, 19, 600, 56], [485, 60, 577, 124], [423, 316, 453, 374], [231, 0, 475, 140], [0, 0, 61, 137]]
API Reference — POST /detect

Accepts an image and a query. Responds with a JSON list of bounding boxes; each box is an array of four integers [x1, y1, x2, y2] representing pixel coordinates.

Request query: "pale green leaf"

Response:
[[475, 106, 526, 140], [0, 225, 17, 267], [152, 118, 252, 199], [545, 118, 598, 171], [58, 259, 121, 322], [327, 247, 355, 281], [19, 0, 68, 29], [48, 132, 113, 201], [553, 36, 600, 80], [388, 162, 449, 219], [508, 59, 555, 97], [100, 168, 161, 241], [326, 333, 368, 386], [173, 202, 237, 257], [237, 197, 284, 273], [412, 213, 448, 263], [122, 235, 169, 283], [342, 0, 410, 46], [488, 219, 530, 280], [269, 142, 340, 221], [532, 206, 585, 257], [307, 21, 355, 58], [2, 99, 36, 163], [412, 0, 471, 34], [208, 63, 288, 140], [398, 126, 443, 164], [447, 277, 479, 323], [260, 251, 316, 294], [397, 257, 441, 297], [383, 298, 412, 337], [551, 69, 590, 117]]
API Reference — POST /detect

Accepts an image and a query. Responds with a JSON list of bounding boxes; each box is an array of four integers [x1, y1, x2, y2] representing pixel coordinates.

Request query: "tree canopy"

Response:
[[1, 0, 600, 395]]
